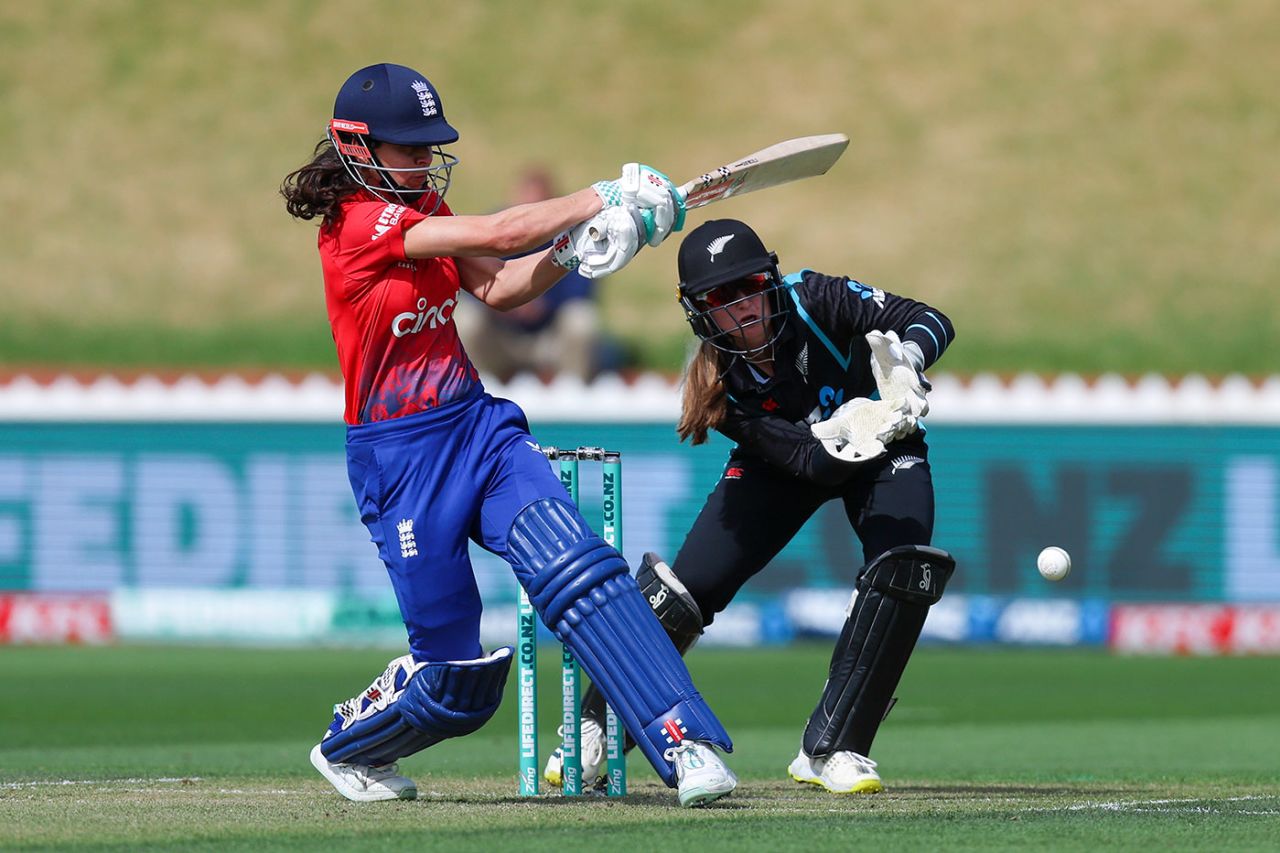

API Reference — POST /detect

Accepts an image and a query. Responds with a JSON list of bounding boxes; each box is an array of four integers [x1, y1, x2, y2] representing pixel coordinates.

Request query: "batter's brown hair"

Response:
[[280, 139, 363, 227]]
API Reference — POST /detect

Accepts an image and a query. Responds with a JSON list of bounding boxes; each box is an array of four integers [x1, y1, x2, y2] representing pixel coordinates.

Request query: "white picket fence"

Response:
[[1, 370, 1278, 423]]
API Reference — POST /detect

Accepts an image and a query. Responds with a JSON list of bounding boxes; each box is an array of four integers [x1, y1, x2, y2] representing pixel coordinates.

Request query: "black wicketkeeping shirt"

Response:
[[715, 269, 955, 485]]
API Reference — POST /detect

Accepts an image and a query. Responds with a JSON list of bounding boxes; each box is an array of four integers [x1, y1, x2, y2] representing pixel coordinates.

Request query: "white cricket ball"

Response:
[[1037, 546, 1072, 582]]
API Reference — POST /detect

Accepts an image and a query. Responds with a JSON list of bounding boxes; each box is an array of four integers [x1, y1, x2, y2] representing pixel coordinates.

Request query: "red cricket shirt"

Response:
[[318, 192, 480, 424]]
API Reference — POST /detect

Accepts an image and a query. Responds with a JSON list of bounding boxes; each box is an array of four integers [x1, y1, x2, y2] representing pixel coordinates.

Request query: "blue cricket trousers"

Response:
[[345, 386, 570, 662]]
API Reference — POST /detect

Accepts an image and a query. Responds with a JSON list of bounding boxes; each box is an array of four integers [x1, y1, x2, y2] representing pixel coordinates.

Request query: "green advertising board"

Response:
[[1, 421, 1276, 602]]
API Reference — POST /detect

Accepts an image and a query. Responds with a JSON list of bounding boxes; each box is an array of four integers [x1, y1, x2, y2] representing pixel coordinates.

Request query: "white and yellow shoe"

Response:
[[543, 716, 607, 787], [788, 749, 884, 794]]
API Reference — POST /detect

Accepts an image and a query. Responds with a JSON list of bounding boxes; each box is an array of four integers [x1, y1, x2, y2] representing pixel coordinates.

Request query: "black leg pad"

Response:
[[802, 545, 955, 758]]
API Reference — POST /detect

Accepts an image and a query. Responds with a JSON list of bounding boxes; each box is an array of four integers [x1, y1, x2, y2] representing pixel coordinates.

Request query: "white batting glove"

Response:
[[810, 397, 907, 463], [551, 205, 644, 279], [867, 330, 929, 430], [621, 163, 685, 246], [593, 164, 685, 247], [591, 175, 626, 208]]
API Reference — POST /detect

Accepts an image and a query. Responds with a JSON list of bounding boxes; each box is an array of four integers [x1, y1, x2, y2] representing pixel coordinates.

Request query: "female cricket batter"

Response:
[[281, 63, 736, 807], [553, 218, 956, 794]]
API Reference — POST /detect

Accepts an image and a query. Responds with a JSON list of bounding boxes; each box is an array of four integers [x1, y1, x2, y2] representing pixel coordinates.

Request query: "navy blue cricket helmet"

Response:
[[328, 63, 459, 212]]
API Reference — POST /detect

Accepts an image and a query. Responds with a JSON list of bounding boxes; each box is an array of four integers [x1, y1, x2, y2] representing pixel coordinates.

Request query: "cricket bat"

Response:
[[588, 134, 849, 241], [676, 133, 849, 209]]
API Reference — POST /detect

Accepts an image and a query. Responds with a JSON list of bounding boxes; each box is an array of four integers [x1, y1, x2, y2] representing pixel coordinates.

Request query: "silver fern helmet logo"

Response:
[[891, 455, 925, 474], [795, 342, 809, 377], [706, 234, 735, 261]]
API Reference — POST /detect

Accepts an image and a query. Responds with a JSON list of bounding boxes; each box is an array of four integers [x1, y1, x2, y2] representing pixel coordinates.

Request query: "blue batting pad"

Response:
[[508, 498, 731, 787], [321, 648, 512, 766]]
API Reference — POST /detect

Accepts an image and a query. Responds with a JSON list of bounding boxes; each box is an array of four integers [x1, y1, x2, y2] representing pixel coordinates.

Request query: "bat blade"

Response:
[[678, 133, 849, 210]]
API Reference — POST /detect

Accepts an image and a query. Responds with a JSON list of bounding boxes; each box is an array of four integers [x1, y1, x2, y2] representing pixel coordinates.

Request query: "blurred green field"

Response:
[[2, 2, 1279, 376], [2, 645, 1277, 850]]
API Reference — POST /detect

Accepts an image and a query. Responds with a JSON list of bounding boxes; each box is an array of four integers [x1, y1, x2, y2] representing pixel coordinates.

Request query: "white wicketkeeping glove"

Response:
[[551, 204, 644, 279], [810, 397, 907, 463], [593, 164, 685, 246], [867, 330, 929, 441]]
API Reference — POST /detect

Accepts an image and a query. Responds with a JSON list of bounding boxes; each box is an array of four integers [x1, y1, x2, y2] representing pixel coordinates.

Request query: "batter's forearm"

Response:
[[459, 252, 565, 311], [403, 188, 601, 259]]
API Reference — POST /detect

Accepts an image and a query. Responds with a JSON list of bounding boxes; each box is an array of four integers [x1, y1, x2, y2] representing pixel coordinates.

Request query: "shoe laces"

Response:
[[825, 751, 877, 774], [663, 741, 702, 766], [357, 762, 403, 784]]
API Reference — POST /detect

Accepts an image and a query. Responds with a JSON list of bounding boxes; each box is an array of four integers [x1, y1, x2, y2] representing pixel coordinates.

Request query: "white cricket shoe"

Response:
[[788, 748, 883, 794], [666, 741, 737, 807], [543, 716, 607, 787], [310, 743, 418, 802]]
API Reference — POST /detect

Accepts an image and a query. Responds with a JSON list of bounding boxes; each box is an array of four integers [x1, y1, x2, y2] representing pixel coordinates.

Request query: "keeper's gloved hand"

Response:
[[809, 397, 906, 463], [867, 330, 929, 441], [551, 204, 645, 279], [593, 164, 685, 247]]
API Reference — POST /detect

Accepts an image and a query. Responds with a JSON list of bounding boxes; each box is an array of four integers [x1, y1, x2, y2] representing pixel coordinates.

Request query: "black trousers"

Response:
[[673, 438, 935, 625]]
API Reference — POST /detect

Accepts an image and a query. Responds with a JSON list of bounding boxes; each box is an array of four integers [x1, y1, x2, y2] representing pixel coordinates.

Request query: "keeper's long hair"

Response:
[[280, 138, 362, 227], [677, 341, 730, 445]]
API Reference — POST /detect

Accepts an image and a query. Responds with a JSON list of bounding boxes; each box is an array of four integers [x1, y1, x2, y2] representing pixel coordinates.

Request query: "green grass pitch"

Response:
[[2, 645, 1277, 851]]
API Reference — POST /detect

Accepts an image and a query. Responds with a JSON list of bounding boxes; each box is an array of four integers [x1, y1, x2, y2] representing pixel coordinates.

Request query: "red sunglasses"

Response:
[[694, 273, 772, 309]]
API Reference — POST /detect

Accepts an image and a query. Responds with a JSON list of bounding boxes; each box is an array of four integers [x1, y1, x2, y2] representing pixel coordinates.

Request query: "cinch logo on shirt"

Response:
[[392, 292, 459, 337], [372, 204, 407, 241]]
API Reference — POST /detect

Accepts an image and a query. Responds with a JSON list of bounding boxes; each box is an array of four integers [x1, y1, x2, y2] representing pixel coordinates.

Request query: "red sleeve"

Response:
[[329, 198, 455, 282]]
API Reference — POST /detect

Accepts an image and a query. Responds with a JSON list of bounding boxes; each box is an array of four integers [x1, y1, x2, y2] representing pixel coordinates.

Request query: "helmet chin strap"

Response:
[[390, 185, 432, 208], [362, 142, 440, 212], [368, 149, 422, 207], [723, 343, 776, 385], [734, 315, 778, 364]]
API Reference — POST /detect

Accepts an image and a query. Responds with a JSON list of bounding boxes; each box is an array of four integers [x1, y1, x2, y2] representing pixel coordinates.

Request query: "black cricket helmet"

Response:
[[676, 219, 789, 356], [328, 63, 459, 213]]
